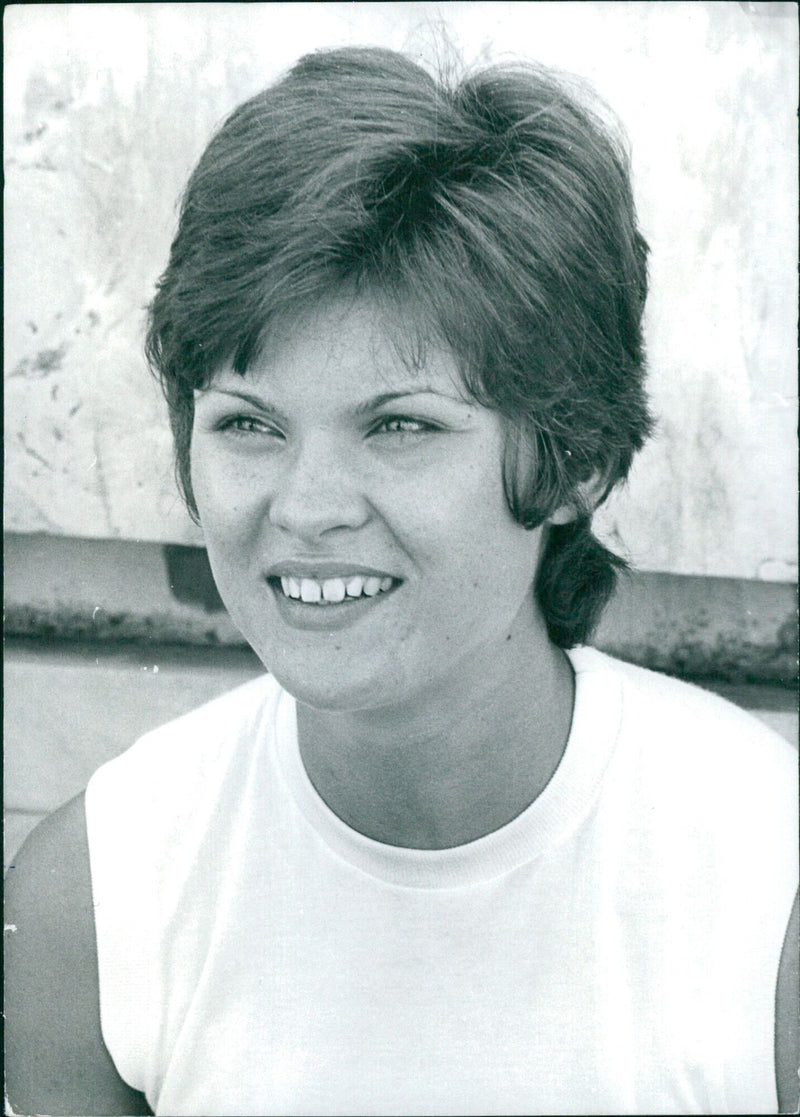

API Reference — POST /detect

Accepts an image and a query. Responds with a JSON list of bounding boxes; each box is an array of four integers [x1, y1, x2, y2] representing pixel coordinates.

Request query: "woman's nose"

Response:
[[266, 435, 369, 541]]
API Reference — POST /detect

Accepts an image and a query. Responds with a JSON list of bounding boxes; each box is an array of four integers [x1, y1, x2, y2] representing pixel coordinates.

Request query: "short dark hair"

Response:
[[146, 46, 653, 648]]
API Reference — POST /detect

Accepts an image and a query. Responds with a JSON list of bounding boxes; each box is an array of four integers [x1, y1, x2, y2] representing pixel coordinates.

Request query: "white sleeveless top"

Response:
[[85, 648, 797, 1115]]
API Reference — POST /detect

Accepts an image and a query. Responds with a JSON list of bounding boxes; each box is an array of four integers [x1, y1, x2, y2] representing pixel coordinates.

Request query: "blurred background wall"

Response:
[[4, 2, 797, 862]]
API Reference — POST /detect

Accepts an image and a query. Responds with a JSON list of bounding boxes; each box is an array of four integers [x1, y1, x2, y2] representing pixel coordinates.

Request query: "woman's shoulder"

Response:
[[125, 669, 280, 758], [90, 670, 282, 799], [573, 644, 796, 770], [572, 646, 797, 853], [83, 670, 287, 887]]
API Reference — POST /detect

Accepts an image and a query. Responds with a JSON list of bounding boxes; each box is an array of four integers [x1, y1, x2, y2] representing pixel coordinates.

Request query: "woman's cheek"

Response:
[[192, 441, 252, 525]]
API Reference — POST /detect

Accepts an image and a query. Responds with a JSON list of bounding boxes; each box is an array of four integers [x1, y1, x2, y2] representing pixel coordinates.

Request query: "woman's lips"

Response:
[[265, 572, 401, 630], [264, 561, 402, 631]]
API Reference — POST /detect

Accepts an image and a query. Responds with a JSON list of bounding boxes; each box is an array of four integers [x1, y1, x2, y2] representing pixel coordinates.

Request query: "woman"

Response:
[[6, 46, 798, 1116]]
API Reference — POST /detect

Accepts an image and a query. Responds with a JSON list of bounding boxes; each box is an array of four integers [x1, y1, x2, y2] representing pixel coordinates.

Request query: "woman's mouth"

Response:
[[269, 574, 398, 605]]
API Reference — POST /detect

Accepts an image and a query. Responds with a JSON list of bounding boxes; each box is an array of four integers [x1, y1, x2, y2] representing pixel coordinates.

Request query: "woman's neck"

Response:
[[295, 621, 575, 849]]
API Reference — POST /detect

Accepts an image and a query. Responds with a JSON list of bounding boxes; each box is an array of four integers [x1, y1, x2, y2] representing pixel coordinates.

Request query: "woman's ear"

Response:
[[546, 472, 613, 525]]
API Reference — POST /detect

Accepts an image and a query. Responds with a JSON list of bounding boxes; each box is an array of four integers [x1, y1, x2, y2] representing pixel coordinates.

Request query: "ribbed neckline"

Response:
[[273, 647, 623, 889]]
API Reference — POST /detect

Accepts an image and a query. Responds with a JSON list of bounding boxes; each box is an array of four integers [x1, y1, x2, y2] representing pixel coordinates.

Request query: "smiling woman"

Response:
[[5, 45, 798, 1117], [190, 301, 556, 720]]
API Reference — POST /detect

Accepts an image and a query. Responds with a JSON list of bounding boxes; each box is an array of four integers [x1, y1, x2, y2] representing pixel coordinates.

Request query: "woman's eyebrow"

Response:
[[353, 388, 471, 415], [199, 385, 472, 416], [198, 386, 280, 413]]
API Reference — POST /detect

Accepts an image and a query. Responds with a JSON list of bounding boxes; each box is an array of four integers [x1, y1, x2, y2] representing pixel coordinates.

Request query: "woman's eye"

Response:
[[216, 414, 281, 437], [372, 416, 438, 436]]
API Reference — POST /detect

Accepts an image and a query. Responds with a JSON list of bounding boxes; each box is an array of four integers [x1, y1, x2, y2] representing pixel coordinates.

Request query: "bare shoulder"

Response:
[[776, 889, 800, 1114], [5, 793, 152, 1116]]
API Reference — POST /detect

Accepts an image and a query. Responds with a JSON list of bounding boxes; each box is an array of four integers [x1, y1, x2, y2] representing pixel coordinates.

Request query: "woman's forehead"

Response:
[[209, 296, 471, 400]]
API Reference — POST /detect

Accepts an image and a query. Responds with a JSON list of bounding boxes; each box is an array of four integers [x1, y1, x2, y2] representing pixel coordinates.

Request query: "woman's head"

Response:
[[147, 46, 652, 648]]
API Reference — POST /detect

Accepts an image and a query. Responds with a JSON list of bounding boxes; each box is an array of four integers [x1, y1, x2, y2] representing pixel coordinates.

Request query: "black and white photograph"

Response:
[[4, 3, 798, 1114]]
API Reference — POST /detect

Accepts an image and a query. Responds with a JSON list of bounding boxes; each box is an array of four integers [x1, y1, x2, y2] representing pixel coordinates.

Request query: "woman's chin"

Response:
[[260, 655, 405, 715]]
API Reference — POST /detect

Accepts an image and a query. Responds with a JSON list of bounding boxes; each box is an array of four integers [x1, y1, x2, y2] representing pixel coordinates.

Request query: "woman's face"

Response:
[[191, 299, 549, 712]]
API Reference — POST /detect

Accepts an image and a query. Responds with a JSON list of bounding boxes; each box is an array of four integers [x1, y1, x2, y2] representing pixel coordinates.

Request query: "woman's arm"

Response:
[[776, 889, 800, 1114], [5, 793, 153, 1116]]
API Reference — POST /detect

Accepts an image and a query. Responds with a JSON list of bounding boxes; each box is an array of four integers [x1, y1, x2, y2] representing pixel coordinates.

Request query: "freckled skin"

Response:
[[191, 300, 549, 717]]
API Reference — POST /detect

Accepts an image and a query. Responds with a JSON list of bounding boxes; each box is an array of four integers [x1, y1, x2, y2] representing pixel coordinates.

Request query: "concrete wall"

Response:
[[4, 1, 798, 580]]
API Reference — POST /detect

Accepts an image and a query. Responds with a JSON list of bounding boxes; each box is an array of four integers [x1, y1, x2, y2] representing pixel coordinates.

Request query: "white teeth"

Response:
[[300, 578, 322, 603], [322, 577, 346, 603], [278, 573, 395, 603]]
